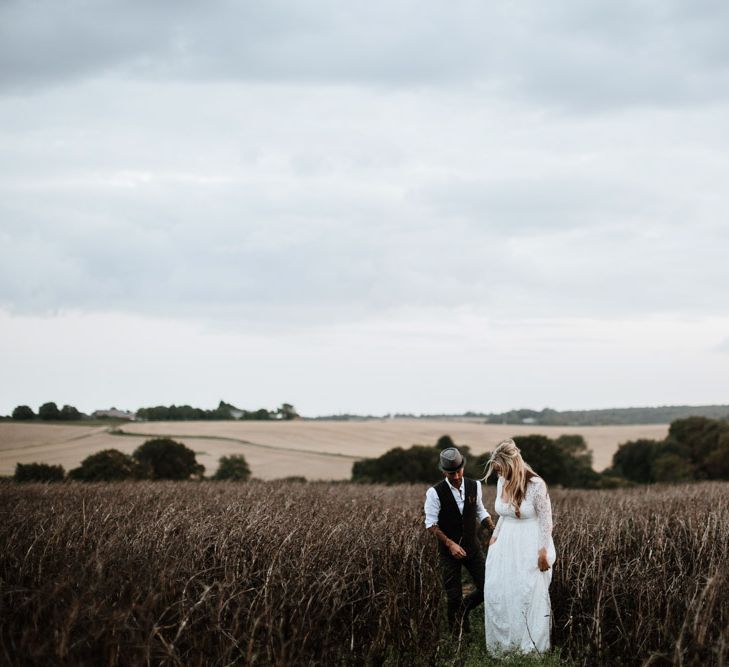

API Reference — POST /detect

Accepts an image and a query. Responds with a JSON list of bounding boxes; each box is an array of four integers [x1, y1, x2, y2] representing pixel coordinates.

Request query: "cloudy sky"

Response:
[[2, 0, 728, 417]]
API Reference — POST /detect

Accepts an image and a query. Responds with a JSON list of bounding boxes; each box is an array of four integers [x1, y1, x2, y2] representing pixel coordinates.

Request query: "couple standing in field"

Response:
[[424, 439, 556, 654]]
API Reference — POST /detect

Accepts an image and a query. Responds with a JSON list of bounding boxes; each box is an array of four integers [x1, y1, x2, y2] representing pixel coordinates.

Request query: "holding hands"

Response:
[[537, 547, 550, 572], [487, 540, 550, 572], [447, 540, 467, 559]]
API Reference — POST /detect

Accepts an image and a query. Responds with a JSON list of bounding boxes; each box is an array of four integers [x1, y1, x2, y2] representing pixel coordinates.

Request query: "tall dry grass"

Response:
[[1, 481, 728, 666], [550, 483, 729, 665], [0, 482, 440, 666]]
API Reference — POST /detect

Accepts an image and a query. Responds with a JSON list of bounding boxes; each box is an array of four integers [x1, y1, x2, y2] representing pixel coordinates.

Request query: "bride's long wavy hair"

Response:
[[482, 439, 536, 518]]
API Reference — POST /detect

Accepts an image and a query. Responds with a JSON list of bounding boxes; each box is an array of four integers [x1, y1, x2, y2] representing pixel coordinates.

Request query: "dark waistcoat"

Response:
[[433, 477, 479, 557]]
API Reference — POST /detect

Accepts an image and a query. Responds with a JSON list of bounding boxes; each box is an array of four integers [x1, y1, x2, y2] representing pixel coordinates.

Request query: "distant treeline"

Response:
[[6, 401, 299, 422], [313, 404, 729, 425], [136, 401, 298, 421], [352, 416, 729, 487], [480, 405, 729, 426]]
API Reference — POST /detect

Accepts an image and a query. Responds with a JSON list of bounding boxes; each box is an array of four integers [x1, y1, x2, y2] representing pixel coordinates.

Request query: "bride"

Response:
[[483, 439, 556, 654]]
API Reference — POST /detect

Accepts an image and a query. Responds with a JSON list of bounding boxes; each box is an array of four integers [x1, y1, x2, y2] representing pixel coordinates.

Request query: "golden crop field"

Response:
[[0, 419, 669, 480]]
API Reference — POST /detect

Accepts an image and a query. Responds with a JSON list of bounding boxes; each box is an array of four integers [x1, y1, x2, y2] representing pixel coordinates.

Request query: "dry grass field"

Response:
[[0, 420, 669, 480], [1, 480, 727, 666]]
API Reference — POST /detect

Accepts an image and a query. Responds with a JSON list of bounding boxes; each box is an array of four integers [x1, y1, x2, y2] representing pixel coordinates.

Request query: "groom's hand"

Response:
[[448, 540, 467, 559]]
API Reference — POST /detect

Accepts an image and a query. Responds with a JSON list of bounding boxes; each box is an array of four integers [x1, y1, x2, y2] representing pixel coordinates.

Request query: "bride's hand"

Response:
[[537, 548, 550, 572], [489, 536, 497, 546]]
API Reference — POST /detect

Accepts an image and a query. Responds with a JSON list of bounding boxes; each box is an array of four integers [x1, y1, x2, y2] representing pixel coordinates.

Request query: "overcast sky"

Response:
[[2, 0, 728, 417]]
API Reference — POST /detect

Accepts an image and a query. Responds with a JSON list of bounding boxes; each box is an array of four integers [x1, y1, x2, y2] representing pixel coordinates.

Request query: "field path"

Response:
[[111, 429, 361, 460]]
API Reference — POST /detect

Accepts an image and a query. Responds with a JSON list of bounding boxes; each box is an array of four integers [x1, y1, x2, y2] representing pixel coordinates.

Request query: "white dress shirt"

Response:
[[424, 478, 490, 529]]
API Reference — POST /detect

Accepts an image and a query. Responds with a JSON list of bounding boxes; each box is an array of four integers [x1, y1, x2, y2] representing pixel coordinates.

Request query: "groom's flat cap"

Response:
[[439, 447, 466, 472]]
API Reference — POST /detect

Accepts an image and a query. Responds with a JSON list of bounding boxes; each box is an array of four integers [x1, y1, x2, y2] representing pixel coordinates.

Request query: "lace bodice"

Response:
[[492, 476, 553, 550]]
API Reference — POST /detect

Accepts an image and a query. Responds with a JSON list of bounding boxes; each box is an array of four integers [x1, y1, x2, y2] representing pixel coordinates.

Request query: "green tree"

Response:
[[211, 401, 235, 419], [653, 453, 695, 483], [554, 434, 602, 487], [213, 454, 251, 481], [133, 438, 204, 480], [666, 417, 729, 479], [513, 435, 566, 485], [136, 404, 207, 420], [435, 434, 456, 449], [12, 405, 35, 420], [352, 445, 442, 484], [240, 408, 273, 420], [38, 402, 61, 420], [69, 449, 144, 481], [352, 437, 482, 484], [464, 448, 490, 480], [503, 434, 601, 488], [59, 404, 83, 421], [610, 439, 662, 483], [703, 434, 729, 479], [278, 403, 299, 420], [14, 462, 65, 482]]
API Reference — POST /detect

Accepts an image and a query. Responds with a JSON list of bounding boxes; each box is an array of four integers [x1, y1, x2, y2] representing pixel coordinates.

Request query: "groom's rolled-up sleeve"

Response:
[[424, 487, 440, 529]]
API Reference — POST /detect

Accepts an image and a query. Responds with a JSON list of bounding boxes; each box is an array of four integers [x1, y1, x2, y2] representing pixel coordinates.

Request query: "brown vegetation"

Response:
[[1, 481, 727, 665]]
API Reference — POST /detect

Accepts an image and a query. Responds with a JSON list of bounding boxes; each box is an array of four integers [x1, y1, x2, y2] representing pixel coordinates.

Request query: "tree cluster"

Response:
[[212, 455, 252, 481], [65, 439, 206, 481], [14, 462, 65, 482], [351, 418, 729, 488], [68, 439, 208, 481], [607, 417, 729, 483], [11, 402, 83, 421], [135, 401, 298, 421], [351, 433, 599, 487], [351, 435, 479, 484], [136, 403, 236, 421], [14, 438, 252, 483]]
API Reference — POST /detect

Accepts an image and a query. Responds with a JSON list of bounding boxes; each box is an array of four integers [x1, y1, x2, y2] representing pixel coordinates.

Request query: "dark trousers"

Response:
[[439, 547, 485, 632]]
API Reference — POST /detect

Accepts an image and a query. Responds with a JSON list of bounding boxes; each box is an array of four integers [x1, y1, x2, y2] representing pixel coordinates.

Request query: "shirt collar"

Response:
[[445, 477, 464, 495]]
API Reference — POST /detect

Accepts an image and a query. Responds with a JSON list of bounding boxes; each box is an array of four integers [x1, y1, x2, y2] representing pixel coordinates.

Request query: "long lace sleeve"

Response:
[[532, 478, 553, 551]]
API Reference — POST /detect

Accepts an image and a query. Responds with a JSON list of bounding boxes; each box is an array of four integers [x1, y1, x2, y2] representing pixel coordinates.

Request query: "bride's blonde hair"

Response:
[[483, 438, 536, 518]]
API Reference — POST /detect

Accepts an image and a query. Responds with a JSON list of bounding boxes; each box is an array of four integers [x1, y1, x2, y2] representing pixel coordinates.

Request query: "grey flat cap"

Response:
[[439, 447, 466, 472]]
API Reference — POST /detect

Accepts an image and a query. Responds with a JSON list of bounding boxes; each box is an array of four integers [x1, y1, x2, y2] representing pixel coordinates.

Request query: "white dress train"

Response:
[[484, 475, 556, 654]]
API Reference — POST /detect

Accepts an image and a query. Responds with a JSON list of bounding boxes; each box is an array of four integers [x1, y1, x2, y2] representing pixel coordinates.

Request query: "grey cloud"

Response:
[[3, 0, 729, 110], [414, 176, 655, 232], [2, 171, 727, 329], [2, 55, 728, 331]]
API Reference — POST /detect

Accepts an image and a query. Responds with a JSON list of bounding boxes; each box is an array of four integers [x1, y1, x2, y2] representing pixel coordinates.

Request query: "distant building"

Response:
[[91, 408, 137, 421], [521, 417, 538, 425]]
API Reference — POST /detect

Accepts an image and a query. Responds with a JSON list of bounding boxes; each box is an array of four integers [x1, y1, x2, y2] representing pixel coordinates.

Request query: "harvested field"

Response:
[[1, 481, 727, 665], [0, 420, 670, 479]]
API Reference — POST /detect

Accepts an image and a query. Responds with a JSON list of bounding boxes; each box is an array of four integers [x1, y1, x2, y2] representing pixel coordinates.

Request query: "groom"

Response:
[[424, 446, 495, 634]]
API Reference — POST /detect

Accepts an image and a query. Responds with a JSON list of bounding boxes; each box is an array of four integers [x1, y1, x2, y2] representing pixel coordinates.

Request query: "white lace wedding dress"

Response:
[[484, 475, 556, 654]]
